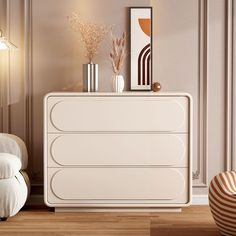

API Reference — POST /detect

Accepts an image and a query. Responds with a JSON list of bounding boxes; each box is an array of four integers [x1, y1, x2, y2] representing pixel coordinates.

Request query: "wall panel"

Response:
[[1, 0, 234, 197]]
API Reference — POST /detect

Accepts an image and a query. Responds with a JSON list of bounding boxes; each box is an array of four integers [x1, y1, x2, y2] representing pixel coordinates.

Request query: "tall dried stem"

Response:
[[109, 32, 127, 75], [68, 12, 110, 63]]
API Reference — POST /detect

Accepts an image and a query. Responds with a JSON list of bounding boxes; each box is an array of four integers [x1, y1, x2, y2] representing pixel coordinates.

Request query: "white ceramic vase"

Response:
[[113, 74, 124, 93]]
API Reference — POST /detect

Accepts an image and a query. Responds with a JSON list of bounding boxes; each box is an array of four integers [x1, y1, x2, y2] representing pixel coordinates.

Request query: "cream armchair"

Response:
[[0, 133, 30, 221]]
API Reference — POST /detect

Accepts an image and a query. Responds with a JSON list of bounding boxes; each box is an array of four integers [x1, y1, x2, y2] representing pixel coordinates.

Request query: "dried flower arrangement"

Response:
[[68, 12, 110, 63], [110, 32, 127, 75]]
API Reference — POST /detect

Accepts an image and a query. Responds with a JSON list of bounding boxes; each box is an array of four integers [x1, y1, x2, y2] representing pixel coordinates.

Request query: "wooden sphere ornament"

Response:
[[152, 82, 161, 92]]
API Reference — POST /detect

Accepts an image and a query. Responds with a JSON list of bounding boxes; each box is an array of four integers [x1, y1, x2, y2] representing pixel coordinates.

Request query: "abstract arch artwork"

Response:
[[130, 7, 152, 90]]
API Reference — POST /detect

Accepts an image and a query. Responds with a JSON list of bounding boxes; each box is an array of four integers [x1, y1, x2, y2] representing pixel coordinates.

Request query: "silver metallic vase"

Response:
[[83, 63, 98, 92]]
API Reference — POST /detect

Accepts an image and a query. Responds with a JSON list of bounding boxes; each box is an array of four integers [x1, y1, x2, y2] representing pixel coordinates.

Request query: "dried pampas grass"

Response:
[[68, 12, 110, 63], [110, 32, 127, 75]]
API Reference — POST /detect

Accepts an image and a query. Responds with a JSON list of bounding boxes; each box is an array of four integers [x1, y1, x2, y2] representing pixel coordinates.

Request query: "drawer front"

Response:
[[47, 168, 189, 204], [48, 134, 188, 167], [47, 96, 189, 132]]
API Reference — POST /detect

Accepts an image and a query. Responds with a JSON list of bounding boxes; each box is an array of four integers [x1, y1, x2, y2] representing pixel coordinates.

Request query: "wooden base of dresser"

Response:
[[54, 207, 182, 213]]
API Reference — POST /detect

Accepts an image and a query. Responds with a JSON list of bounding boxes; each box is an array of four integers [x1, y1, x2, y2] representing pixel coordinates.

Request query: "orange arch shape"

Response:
[[138, 19, 151, 37]]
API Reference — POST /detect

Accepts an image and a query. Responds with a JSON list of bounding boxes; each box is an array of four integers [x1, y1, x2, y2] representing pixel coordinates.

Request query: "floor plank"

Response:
[[0, 206, 220, 236]]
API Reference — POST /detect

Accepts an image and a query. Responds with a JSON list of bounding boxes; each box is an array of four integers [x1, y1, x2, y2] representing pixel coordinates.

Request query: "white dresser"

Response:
[[44, 92, 192, 212]]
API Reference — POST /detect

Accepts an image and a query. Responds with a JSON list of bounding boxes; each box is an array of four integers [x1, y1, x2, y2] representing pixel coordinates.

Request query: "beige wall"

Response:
[[0, 0, 235, 196]]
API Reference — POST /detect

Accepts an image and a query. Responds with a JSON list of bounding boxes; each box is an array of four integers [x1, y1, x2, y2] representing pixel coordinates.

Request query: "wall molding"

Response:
[[194, 0, 235, 184], [24, 0, 34, 181], [193, 0, 208, 188], [225, 0, 234, 171], [0, 0, 11, 134]]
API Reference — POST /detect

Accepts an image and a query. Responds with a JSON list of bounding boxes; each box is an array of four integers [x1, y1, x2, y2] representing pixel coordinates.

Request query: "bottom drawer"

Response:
[[45, 168, 190, 207]]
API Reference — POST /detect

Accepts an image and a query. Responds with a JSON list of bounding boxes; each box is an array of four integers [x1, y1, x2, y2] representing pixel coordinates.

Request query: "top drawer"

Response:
[[46, 95, 190, 133]]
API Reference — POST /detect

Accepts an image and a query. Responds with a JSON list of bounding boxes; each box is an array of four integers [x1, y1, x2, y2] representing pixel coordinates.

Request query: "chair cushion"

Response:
[[0, 153, 21, 179], [0, 134, 28, 170], [0, 171, 28, 217]]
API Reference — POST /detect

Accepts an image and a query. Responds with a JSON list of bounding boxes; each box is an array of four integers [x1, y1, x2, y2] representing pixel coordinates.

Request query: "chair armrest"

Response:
[[0, 134, 28, 170]]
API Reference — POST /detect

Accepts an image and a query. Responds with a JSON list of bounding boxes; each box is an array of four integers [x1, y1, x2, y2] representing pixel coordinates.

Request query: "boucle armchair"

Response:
[[209, 171, 236, 236], [0, 133, 30, 221]]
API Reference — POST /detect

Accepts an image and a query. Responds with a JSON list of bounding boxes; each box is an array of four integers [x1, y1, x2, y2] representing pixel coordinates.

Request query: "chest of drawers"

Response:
[[44, 92, 192, 211]]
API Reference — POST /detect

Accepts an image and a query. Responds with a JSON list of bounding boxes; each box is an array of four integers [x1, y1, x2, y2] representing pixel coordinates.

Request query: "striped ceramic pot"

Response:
[[209, 171, 236, 236]]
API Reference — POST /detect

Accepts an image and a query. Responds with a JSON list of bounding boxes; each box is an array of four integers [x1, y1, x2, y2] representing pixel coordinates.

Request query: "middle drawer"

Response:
[[47, 133, 188, 167]]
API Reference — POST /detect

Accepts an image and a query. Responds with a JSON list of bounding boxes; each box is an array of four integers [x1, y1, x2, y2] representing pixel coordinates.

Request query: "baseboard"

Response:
[[192, 195, 208, 205], [27, 194, 209, 207]]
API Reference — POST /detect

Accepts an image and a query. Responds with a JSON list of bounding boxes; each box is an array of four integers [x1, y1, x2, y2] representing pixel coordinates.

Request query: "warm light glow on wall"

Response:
[[0, 29, 17, 50], [0, 41, 9, 50]]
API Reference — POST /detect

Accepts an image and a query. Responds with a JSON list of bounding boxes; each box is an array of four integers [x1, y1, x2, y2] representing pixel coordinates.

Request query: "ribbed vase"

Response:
[[113, 74, 124, 93], [83, 63, 98, 92]]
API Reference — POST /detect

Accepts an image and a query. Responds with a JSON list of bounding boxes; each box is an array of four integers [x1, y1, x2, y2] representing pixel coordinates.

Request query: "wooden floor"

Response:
[[0, 206, 220, 236]]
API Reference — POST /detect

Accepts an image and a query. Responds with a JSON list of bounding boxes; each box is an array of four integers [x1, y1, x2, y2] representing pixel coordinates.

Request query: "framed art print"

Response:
[[130, 7, 152, 91]]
